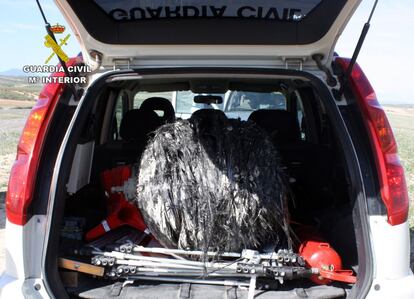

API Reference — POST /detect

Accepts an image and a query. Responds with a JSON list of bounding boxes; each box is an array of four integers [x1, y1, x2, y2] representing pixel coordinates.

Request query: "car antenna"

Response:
[[35, 0, 80, 101], [338, 0, 379, 98]]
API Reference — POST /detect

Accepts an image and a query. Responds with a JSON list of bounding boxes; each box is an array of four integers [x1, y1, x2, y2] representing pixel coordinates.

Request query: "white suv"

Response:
[[1, 0, 413, 298]]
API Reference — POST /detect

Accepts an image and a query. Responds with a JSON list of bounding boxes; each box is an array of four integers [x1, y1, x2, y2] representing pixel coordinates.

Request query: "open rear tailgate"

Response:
[[55, 0, 361, 68]]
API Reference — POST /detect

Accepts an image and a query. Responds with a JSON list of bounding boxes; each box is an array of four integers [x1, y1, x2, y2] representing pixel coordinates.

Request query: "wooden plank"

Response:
[[58, 258, 105, 277]]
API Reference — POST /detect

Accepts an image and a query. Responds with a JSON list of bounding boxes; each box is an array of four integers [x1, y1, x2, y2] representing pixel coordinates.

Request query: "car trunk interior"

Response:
[[45, 69, 362, 299]]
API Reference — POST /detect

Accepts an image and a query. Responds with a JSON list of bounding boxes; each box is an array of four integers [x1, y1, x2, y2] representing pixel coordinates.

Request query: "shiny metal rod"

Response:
[[128, 275, 250, 287], [94, 251, 238, 269], [132, 246, 241, 258]]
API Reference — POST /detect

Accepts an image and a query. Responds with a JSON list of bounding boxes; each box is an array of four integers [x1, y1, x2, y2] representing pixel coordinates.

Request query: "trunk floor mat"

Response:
[[78, 282, 348, 299]]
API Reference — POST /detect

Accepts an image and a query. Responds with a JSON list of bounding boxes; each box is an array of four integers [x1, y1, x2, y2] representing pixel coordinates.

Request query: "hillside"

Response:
[[0, 75, 42, 102]]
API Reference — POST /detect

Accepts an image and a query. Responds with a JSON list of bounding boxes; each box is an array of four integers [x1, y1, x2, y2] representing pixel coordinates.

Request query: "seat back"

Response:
[[140, 97, 175, 124], [248, 110, 301, 144], [94, 109, 162, 173], [120, 109, 162, 142], [248, 109, 334, 207]]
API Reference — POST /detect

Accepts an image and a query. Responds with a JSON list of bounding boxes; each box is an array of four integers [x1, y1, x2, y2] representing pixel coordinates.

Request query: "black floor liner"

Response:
[[78, 282, 348, 299]]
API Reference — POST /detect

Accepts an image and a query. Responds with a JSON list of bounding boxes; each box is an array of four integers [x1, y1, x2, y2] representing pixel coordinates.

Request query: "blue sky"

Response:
[[0, 0, 413, 104]]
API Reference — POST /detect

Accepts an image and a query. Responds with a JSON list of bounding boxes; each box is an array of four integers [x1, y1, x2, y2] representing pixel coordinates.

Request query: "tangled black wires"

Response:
[[136, 110, 291, 259]]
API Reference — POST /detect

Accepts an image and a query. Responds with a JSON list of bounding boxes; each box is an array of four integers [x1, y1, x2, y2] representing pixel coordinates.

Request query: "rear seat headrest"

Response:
[[190, 109, 228, 134], [248, 109, 301, 143], [120, 109, 162, 141], [140, 97, 175, 123], [190, 109, 227, 124], [191, 109, 227, 120]]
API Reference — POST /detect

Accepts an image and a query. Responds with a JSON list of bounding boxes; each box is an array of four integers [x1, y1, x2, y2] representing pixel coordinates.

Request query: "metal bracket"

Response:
[[312, 54, 337, 87], [284, 58, 304, 71], [113, 58, 132, 70]]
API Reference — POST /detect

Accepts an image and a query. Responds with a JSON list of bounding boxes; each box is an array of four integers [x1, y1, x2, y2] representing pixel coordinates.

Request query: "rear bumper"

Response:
[[366, 271, 414, 299], [0, 274, 49, 299], [0, 217, 49, 298], [365, 217, 414, 299], [0, 274, 24, 298]]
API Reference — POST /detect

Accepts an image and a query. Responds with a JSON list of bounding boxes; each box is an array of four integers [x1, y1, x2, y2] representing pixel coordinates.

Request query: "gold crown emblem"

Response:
[[50, 23, 65, 34]]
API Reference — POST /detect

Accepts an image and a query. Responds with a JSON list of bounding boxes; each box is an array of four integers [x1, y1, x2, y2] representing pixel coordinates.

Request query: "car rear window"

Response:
[[174, 90, 286, 117], [175, 91, 224, 114], [225, 91, 286, 112]]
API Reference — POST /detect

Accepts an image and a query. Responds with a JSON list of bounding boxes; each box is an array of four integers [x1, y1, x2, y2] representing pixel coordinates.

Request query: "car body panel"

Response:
[[368, 216, 411, 280], [55, 0, 361, 69]]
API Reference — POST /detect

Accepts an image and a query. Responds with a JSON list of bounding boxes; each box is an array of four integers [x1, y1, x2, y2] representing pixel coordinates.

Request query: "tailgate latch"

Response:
[[284, 58, 304, 71], [113, 58, 132, 70]]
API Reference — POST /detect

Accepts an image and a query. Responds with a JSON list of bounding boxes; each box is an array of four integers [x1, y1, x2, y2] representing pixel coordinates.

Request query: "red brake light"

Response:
[[6, 58, 80, 225], [336, 58, 409, 225]]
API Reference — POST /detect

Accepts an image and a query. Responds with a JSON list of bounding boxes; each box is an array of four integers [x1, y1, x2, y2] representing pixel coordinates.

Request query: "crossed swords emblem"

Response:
[[44, 33, 71, 64]]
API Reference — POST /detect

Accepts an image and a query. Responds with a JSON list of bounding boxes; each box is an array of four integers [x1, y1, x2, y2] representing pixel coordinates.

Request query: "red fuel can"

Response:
[[296, 226, 344, 284], [299, 239, 342, 284]]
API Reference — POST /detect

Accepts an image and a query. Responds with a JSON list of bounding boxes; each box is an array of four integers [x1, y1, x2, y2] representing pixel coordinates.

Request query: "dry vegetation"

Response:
[[0, 76, 41, 101]]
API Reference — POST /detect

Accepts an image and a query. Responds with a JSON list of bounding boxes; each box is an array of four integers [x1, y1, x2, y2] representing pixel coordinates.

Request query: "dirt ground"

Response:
[[0, 99, 35, 108]]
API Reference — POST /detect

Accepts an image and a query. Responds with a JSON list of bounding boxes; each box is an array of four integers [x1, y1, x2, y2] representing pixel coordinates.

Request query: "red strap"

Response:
[[319, 269, 357, 284], [86, 165, 147, 241], [101, 165, 132, 195], [85, 199, 148, 241]]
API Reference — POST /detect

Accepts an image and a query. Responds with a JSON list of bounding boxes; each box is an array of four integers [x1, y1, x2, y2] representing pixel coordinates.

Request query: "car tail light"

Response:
[[6, 58, 80, 225], [336, 58, 409, 226]]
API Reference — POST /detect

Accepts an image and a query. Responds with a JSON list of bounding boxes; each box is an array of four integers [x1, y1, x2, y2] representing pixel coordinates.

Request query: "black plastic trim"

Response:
[[332, 57, 386, 216], [43, 73, 115, 299], [67, 0, 346, 45], [28, 88, 76, 218], [338, 104, 386, 216]]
